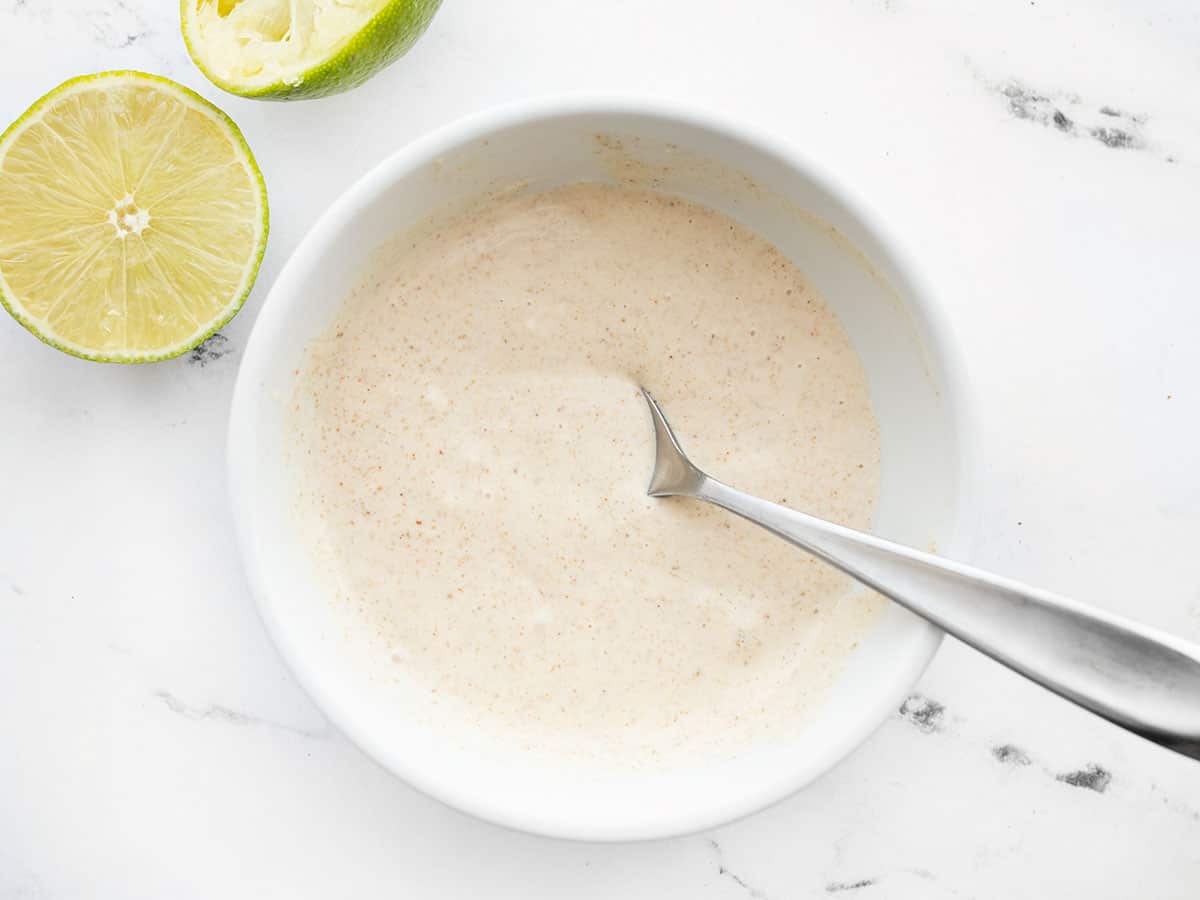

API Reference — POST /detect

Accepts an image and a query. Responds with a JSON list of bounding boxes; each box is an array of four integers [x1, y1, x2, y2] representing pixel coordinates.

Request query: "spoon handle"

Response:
[[698, 477, 1200, 761]]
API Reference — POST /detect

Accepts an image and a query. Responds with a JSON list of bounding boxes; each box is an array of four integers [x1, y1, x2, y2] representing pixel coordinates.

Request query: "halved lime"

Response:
[[0, 71, 268, 363], [181, 0, 443, 100]]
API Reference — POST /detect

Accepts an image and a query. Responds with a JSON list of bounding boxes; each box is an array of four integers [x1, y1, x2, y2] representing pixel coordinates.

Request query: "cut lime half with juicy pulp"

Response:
[[0, 71, 268, 362], [181, 0, 443, 100]]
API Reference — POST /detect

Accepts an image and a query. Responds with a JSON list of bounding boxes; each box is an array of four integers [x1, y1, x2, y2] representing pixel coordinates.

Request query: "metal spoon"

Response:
[[639, 388, 1200, 760]]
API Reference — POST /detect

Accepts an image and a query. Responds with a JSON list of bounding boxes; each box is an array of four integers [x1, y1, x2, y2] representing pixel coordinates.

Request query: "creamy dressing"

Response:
[[290, 183, 884, 765]]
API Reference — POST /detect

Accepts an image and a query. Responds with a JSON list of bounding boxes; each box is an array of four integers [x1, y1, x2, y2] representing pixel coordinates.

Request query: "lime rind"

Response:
[[181, 0, 443, 101], [0, 70, 269, 363]]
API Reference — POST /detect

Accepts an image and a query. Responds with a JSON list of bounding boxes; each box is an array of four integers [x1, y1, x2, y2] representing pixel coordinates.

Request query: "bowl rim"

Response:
[[227, 92, 980, 841]]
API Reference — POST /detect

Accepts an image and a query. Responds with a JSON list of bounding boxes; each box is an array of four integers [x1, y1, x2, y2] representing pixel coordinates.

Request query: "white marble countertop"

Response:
[[2, 1, 1199, 896]]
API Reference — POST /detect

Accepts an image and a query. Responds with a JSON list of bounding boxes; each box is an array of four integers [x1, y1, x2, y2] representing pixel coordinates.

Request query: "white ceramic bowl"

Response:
[[228, 96, 975, 841]]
